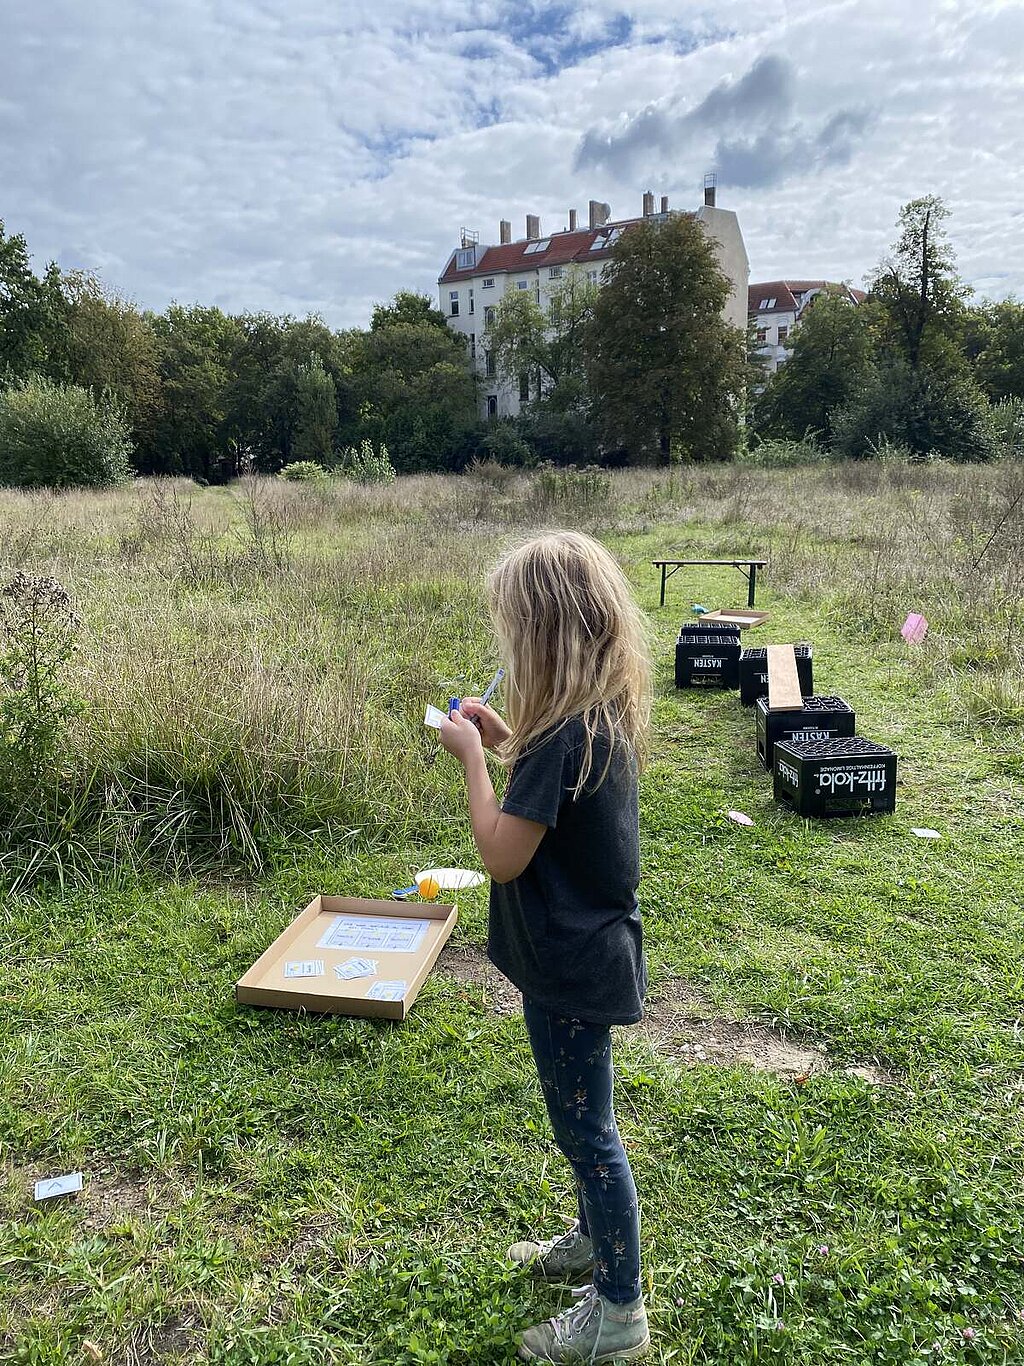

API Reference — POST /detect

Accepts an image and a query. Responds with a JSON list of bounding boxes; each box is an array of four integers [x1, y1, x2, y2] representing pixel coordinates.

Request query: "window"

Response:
[[548, 265, 562, 279], [449, 290, 459, 317], [469, 333, 476, 360], [519, 372, 530, 403], [485, 350, 496, 378], [487, 395, 498, 417], [587, 269, 599, 284], [482, 277, 495, 289], [756, 327, 768, 344], [483, 305, 495, 326], [468, 288, 474, 316], [758, 298, 777, 310], [777, 325, 789, 343], [523, 239, 550, 255], [517, 280, 529, 290], [456, 247, 476, 270]]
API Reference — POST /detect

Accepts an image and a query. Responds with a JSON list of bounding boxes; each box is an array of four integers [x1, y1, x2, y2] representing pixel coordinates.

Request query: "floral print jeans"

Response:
[[522, 997, 642, 1304]]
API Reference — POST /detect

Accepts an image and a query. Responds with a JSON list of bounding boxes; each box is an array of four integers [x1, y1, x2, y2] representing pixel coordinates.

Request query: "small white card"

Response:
[[910, 828, 942, 840], [284, 959, 324, 978], [367, 979, 407, 1002], [335, 957, 378, 980], [424, 704, 447, 730], [34, 1173, 84, 1202]]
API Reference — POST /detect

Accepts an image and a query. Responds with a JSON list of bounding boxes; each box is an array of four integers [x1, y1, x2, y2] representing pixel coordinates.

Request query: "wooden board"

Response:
[[235, 895, 458, 1022], [699, 609, 769, 629], [767, 644, 804, 711]]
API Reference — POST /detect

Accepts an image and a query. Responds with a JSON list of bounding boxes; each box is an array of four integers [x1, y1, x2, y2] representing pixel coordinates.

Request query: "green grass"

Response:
[[1, 466, 1023, 1363]]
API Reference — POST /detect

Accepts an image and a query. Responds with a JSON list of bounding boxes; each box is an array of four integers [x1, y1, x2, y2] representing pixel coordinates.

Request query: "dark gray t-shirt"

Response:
[[488, 716, 646, 1025]]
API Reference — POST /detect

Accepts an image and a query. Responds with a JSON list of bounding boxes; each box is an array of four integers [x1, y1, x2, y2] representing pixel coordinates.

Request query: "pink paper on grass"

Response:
[[901, 613, 928, 644]]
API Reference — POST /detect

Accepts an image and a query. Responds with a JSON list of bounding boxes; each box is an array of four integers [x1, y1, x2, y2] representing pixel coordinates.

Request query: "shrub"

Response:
[[530, 462, 610, 512], [0, 572, 82, 785], [338, 439, 396, 484], [0, 375, 133, 488], [738, 437, 828, 468], [832, 362, 999, 463], [278, 460, 329, 485], [990, 396, 1024, 457]]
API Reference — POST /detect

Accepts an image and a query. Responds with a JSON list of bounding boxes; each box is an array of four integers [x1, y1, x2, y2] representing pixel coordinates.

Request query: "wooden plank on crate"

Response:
[[767, 644, 803, 711]]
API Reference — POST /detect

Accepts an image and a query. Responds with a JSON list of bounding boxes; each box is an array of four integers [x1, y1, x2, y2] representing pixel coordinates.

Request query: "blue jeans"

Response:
[[522, 997, 642, 1303]]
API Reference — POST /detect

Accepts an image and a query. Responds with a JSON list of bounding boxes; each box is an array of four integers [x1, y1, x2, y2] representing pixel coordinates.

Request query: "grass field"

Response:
[[1, 462, 1023, 1364]]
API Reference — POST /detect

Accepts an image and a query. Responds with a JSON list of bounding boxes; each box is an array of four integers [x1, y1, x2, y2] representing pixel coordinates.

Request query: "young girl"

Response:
[[440, 530, 652, 1363]]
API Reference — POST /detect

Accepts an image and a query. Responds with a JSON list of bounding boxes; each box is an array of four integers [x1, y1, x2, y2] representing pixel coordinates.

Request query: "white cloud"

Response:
[[1, 0, 1021, 326]]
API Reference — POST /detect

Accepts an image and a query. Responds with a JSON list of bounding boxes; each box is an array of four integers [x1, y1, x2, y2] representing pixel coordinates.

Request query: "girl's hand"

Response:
[[458, 697, 511, 751], [439, 707, 485, 765]]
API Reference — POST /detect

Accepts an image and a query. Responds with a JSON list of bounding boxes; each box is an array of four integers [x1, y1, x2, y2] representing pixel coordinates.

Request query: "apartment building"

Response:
[[750, 280, 867, 376], [438, 184, 749, 419]]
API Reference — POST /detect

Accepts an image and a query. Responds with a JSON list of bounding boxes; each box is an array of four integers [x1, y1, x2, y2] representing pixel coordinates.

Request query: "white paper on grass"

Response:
[[415, 867, 485, 890], [317, 915, 429, 954], [910, 828, 942, 840], [34, 1173, 84, 1201]]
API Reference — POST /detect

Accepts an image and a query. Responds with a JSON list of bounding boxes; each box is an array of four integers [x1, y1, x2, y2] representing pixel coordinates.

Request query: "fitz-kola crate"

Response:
[[675, 632, 741, 689], [678, 622, 742, 640], [773, 736, 898, 817], [740, 644, 813, 706], [755, 694, 855, 770]]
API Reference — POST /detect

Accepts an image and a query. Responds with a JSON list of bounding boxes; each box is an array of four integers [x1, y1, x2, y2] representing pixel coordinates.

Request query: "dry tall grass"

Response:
[[0, 460, 1019, 885]]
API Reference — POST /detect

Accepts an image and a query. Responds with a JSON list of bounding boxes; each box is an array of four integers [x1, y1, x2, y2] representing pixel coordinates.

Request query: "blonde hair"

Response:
[[486, 530, 651, 792]]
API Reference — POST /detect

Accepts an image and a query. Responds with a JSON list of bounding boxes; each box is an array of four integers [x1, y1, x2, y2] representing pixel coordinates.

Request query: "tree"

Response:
[[370, 290, 449, 333], [750, 290, 874, 442], [585, 214, 746, 462], [487, 268, 598, 416], [0, 221, 66, 382], [967, 298, 1024, 401], [54, 272, 162, 444], [869, 196, 969, 374], [0, 375, 133, 488], [291, 352, 337, 465]]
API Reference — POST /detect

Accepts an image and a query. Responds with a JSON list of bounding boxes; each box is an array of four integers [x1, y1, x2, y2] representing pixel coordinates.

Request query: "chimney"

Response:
[[499, 219, 511, 244], [642, 190, 655, 217], [568, 208, 578, 232], [526, 214, 541, 240], [660, 195, 669, 213], [589, 199, 610, 230], [703, 172, 716, 208]]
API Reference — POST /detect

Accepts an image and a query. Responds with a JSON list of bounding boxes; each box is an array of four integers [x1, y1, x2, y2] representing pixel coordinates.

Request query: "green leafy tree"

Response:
[[487, 268, 598, 405], [370, 290, 449, 333], [832, 359, 998, 462], [0, 375, 133, 488], [751, 290, 874, 442], [291, 352, 337, 465], [869, 196, 969, 374], [967, 298, 1024, 401], [585, 214, 746, 462], [0, 220, 66, 381]]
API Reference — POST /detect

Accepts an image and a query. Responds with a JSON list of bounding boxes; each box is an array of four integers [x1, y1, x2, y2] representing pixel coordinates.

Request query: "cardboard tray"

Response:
[[236, 895, 458, 1022], [699, 609, 769, 628]]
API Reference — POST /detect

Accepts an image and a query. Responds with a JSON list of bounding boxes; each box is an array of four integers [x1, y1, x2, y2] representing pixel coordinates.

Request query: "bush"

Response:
[[832, 362, 999, 463], [738, 437, 828, 468], [477, 419, 533, 467], [338, 439, 396, 484], [278, 460, 329, 485], [0, 375, 133, 488], [990, 397, 1024, 457]]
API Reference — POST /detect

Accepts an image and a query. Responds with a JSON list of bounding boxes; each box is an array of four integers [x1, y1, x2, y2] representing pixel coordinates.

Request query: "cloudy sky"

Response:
[[3, 0, 1022, 328]]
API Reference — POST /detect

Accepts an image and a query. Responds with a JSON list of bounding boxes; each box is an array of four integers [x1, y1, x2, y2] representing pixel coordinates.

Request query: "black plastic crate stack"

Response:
[[774, 736, 898, 817], [739, 644, 813, 705], [675, 626, 741, 689], [755, 695, 855, 770]]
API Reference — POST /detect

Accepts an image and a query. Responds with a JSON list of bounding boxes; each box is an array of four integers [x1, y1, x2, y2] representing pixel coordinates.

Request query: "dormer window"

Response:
[[456, 247, 476, 270]]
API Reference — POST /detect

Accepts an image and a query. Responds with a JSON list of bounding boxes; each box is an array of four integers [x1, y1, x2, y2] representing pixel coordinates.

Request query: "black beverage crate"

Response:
[[739, 645, 813, 706], [675, 633, 741, 689], [678, 622, 742, 640], [774, 736, 898, 817], [755, 694, 855, 770]]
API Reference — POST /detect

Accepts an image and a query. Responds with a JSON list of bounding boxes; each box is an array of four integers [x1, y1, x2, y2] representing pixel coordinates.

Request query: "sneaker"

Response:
[[508, 1221, 595, 1280], [517, 1284, 650, 1363]]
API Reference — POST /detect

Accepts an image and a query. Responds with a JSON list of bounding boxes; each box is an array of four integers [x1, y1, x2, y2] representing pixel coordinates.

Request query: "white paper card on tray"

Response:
[[415, 867, 485, 890], [335, 957, 378, 980], [367, 980, 407, 1002], [284, 959, 324, 978], [316, 914, 429, 954]]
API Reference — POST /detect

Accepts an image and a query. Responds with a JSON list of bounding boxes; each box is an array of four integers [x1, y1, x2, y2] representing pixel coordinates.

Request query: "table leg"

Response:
[[660, 563, 667, 608], [747, 563, 757, 608]]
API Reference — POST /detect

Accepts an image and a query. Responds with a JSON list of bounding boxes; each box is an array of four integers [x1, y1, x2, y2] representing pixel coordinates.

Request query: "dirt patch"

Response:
[[437, 954, 893, 1085], [437, 940, 522, 1016]]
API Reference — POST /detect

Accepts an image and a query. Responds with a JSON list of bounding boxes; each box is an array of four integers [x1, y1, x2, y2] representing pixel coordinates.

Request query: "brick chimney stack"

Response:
[[660, 195, 669, 213], [568, 208, 578, 231], [526, 214, 541, 240], [499, 219, 511, 244], [642, 190, 655, 216], [589, 199, 610, 229]]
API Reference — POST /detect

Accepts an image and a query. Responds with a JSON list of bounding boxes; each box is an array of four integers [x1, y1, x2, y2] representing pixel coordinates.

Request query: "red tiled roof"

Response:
[[438, 217, 653, 284], [749, 280, 865, 315]]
